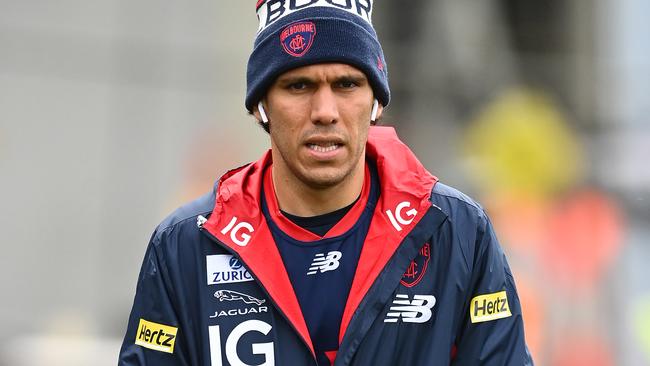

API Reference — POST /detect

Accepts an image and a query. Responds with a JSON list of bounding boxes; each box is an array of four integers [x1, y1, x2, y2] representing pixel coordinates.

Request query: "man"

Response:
[[119, 1, 533, 365]]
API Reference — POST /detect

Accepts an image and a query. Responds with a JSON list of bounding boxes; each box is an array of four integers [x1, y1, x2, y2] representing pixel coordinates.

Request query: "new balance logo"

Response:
[[307, 251, 342, 275], [384, 294, 436, 323]]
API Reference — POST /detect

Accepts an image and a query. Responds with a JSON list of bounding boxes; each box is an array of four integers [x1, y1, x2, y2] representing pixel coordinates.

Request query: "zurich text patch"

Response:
[[135, 319, 178, 353], [470, 290, 511, 323], [206, 255, 254, 285]]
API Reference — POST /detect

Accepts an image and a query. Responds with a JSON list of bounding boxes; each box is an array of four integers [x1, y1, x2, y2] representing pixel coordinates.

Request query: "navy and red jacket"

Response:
[[119, 127, 534, 365]]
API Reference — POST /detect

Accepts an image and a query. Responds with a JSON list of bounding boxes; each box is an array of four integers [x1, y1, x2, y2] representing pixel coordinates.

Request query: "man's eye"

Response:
[[337, 80, 358, 89], [288, 82, 308, 90]]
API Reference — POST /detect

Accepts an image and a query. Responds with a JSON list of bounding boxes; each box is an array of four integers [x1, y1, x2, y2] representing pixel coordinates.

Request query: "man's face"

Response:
[[260, 63, 382, 190]]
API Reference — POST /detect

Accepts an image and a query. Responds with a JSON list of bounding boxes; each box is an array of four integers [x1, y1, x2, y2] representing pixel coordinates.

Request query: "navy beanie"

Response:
[[245, 0, 390, 112]]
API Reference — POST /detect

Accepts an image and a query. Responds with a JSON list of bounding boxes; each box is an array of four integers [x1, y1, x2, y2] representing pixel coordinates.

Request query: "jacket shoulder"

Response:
[[429, 182, 486, 223], [152, 189, 215, 242], [428, 182, 491, 272]]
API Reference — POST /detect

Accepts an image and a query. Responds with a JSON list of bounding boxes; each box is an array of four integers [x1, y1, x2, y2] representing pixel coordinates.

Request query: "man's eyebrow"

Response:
[[276, 76, 314, 85], [276, 73, 368, 85], [334, 74, 367, 84]]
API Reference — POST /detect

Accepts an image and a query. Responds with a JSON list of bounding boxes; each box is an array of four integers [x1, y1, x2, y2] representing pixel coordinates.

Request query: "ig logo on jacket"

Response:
[[221, 216, 254, 246], [386, 201, 418, 231], [209, 320, 274, 366]]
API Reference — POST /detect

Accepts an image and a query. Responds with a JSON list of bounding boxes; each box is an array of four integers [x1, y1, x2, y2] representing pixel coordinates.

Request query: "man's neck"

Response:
[[271, 162, 366, 217]]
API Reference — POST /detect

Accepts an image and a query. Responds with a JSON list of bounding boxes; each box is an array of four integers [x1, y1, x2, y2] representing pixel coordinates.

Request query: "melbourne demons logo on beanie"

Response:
[[280, 21, 316, 57]]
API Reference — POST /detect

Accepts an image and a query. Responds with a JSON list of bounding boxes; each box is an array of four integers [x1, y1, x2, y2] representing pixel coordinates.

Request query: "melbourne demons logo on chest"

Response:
[[401, 243, 431, 288], [280, 21, 316, 57]]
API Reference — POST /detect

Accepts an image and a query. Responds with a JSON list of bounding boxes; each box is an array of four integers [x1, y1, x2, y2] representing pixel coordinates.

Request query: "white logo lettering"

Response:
[[221, 216, 254, 246], [384, 294, 436, 323], [307, 251, 342, 275], [206, 255, 254, 285], [386, 201, 418, 232], [209, 320, 275, 366], [257, 0, 373, 32], [209, 306, 269, 319]]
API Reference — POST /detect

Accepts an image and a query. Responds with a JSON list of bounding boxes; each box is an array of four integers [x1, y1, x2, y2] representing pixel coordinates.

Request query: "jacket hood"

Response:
[[202, 126, 438, 354], [207, 126, 437, 232]]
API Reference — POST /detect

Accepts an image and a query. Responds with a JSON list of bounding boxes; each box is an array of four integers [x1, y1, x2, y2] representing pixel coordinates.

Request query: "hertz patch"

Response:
[[470, 291, 512, 323], [135, 319, 178, 353]]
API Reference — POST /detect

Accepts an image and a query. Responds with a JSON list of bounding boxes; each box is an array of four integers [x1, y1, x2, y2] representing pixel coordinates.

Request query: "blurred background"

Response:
[[0, 0, 648, 365]]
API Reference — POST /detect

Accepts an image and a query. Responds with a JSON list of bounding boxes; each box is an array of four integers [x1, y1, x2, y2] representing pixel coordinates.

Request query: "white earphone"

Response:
[[371, 99, 379, 122], [258, 101, 269, 124]]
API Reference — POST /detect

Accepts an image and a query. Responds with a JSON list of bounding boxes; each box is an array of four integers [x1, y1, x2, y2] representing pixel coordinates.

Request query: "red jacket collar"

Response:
[[263, 162, 372, 241], [202, 126, 438, 354], [207, 126, 437, 231]]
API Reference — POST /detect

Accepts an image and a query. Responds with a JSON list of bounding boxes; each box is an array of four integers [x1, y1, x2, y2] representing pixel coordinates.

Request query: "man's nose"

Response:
[[310, 87, 339, 125]]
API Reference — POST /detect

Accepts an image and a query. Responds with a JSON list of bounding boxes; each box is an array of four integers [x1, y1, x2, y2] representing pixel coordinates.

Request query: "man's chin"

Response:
[[298, 169, 349, 190]]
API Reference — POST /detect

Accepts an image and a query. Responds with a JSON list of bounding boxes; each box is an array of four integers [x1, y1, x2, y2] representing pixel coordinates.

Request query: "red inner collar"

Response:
[[263, 162, 371, 242]]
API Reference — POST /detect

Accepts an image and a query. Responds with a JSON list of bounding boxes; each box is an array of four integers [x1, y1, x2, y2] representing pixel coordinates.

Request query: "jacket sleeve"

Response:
[[452, 212, 534, 365], [118, 233, 191, 366]]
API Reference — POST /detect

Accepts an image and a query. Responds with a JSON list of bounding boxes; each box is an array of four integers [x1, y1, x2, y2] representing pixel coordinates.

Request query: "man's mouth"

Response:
[[307, 142, 341, 153]]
